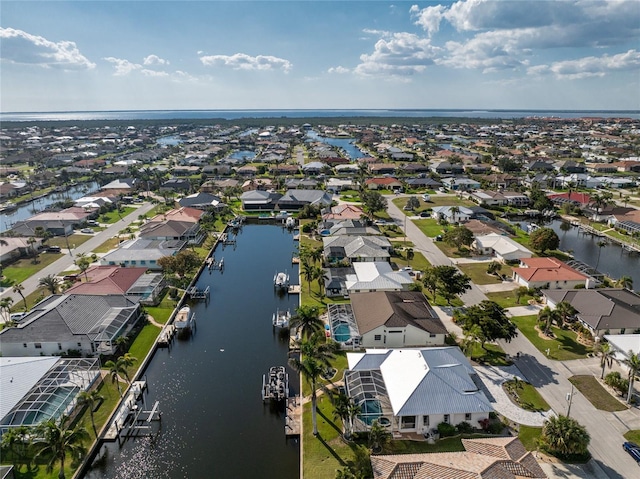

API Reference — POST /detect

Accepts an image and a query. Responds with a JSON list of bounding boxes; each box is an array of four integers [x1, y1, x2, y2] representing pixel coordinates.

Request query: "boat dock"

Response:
[[287, 285, 301, 294], [285, 397, 301, 436], [207, 255, 224, 271], [220, 232, 237, 246], [158, 324, 176, 347], [103, 381, 150, 441], [187, 285, 210, 301]]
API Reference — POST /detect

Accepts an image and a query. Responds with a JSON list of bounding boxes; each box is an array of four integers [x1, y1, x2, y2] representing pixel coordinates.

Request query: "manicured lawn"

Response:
[[47, 233, 93, 250], [413, 218, 446, 237], [92, 237, 121, 254], [392, 250, 431, 273], [1, 252, 64, 286], [486, 290, 535, 310], [467, 343, 512, 366], [100, 206, 136, 224], [457, 263, 513, 285], [127, 323, 162, 372], [519, 426, 542, 451], [394, 196, 475, 209], [569, 375, 627, 412], [624, 430, 640, 443], [504, 380, 550, 412], [511, 315, 592, 361], [433, 240, 472, 258], [146, 294, 178, 324]]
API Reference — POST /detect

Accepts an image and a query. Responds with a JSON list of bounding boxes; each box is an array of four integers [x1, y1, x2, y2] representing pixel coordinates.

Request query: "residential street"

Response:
[[385, 194, 640, 478], [0, 202, 156, 306]]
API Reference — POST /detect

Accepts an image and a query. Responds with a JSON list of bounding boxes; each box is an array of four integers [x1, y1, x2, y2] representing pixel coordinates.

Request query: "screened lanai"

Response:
[[327, 303, 360, 348], [0, 357, 100, 434], [344, 369, 394, 432]]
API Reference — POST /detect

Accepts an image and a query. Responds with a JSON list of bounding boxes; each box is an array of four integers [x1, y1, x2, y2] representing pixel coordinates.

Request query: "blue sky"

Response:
[[1, 0, 639, 112]]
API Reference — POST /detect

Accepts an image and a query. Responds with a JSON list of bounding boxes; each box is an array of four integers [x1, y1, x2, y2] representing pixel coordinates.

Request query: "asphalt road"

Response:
[[0, 202, 156, 305], [386, 193, 640, 478]]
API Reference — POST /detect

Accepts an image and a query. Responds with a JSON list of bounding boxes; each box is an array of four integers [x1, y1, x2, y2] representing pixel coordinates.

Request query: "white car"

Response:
[[80, 228, 94, 234], [9, 312, 27, 321]]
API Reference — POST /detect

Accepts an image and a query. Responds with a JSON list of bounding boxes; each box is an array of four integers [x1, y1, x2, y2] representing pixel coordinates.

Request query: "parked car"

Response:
[[87, 220, 99, 226], [9, 312, 27, 322], [63, 274, 80, 282], [623, 442, 640, 463], [419, 211, 430, 217], [45, 246, 61, 253], [422, 194, 431, 202], [80, 228, 94, 234]]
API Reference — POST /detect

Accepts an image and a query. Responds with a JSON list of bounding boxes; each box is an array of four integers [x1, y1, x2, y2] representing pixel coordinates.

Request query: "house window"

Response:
[[423, 416, 430, 427], [621, 328, 626, 334], [150, 260, 156, 264], [465, 413, 472, 421], [389, 330, 402, 334], [140, 260, 146, 265], [401, 416, 416, 429], [35, 343, 42, 349], [58, 343, 62, 351], [444, 414, 450, 424], [131, 261, 136, 265], [23, 343, 27, 348], [374, 335, 382, 341], [429, 333, 437, 338], [77, 342, 82, 347]]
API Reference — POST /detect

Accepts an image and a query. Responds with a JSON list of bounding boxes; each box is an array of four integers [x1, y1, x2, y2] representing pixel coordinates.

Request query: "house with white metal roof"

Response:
[[473, 233, 533, 262], [345, 262, 414, 294], [345, 347, 493, 434]]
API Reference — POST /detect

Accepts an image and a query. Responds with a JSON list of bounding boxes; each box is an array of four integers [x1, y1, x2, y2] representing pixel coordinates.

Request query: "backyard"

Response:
[[457, 262, 513, 285]]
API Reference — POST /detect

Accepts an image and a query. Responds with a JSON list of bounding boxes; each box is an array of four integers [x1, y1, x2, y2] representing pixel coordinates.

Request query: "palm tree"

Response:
[[618, 275, 633, 290], [0, 297, 14, 319], [594, 240, 607, 271], [33, 415, 89, 479], [554, 301, 577, 329], [596, 342, 616, 379], [76, 390, 104, 438], [368, 419, 391, 454], [116, 353, 137, 385], [515, 286, 529, 305], [450, 206, 460, 224], [288, 354, 325, 436], [623, 351, 640, 404], [74, 253, 92, 281], [301, 262, 315, 293], [309, 246, 323, 266], [312, 265, 328, 300], [540, 415, 590, 457], [406, 248, 414, 267], [39, 274, 59, 295], [332, 392, 361, 439], [289, 305, 323, 339], [12, 282, 27, 311], [1, 425, 30, 471], [103, 358, 128, 397], [537, 306, 561, 336]]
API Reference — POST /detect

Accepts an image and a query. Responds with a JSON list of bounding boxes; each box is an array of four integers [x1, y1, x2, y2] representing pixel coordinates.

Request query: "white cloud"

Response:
[[143, 54, 169, 66], [103, 57, 142, 76], [529, 49, 640, 79], [199, 53, 292, 72], [141, 69, 169, 77], [328, 66, 350, 74], [0, 27, 95, 70], [355, 32, 439, 77], [410, 4, 446, 37]]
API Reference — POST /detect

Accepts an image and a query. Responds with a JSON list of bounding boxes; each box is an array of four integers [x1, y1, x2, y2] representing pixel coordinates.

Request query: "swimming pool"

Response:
[[333, 323, 352, 343], [359, 399, 383, 426]]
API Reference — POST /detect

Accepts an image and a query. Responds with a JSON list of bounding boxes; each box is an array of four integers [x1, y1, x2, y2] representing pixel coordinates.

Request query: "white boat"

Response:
[[272, 309, 290, 328], [174, 306, 194, 330], [261, 366, 289, 401], [273, 271, 289, 289]]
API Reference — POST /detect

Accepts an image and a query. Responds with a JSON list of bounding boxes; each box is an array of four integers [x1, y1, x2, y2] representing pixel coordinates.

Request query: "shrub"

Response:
[[456, 421, 474, 434], [487, 420, 505, 434], [168, 287, 178, 300], [605, 371, 629, 397], [437, 422, 457, 437]]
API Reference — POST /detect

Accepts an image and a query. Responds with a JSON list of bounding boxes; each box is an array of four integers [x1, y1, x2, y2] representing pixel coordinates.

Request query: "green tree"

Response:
[[486, 261, 502, 276], [432, 265, 471, 305], [361, 190, 387, 219], [596, 341, 615, 379], [623, 351, 640, 404], [594, 240, 607, 271], [0, 297, 14, 319], [618, 275, 633, 290], [515, 286, 529, 305], [554, 301, 577, 328], [368, 419, 391, 453], [12, 282, 27, 311], [537, 306, 562, 335], [449, 205, 461, 224], [76, 389, 104, 438], [406, 248, 414, 266], [421, 267, 439, 299], [74, 253, 92, 282], [39, 274, 60, 295], [288, 353, 325, 436], [332, 391, 361, 439], [157, 249, 201, 280], [540, 415, 590, 457], [33, 415, 89, 479], [1, 425, 30, 471], [529, 227, 560, 254], [443, 225, 474, 251], [406, 196, 420, 210], [455, 301, 518, 350], [290, 305, 323, 339]]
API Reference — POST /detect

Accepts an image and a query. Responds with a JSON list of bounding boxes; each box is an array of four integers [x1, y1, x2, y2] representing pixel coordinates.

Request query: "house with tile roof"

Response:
[[371, 437, 546, 479], [0, 294, 143, 357], [365, 177, 403, 191], [349, 291, 448, 348], [512, 257, 593, 290], [323, 235, 391, 263], [545, 288, 640, 337], [345, 346, 492, 435]]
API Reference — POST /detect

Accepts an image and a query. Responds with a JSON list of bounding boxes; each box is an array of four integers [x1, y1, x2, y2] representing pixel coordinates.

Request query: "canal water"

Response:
[[306, 130, 366, 160], [84, 224, 300, 479], [542, 219, 640, 288], [0, 181, 99, 233]]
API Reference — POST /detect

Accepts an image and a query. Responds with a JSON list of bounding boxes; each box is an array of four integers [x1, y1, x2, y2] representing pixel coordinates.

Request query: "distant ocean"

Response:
[[1, 109, 639, 122]]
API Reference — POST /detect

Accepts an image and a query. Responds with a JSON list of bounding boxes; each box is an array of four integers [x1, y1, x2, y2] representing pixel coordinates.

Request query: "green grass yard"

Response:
[[485, 290, 535, 310], [457, 263, 513, 285], [511, 315, 592, 361], [569, 375, 627, 412]]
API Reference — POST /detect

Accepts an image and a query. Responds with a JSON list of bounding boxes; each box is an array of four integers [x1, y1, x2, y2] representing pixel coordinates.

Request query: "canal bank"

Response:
[[83, 224, 300, 479]]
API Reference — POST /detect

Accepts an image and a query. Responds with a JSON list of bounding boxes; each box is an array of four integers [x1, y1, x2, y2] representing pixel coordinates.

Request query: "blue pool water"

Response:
[[360, 399, 383, 426], [333, 323, 352, 343]]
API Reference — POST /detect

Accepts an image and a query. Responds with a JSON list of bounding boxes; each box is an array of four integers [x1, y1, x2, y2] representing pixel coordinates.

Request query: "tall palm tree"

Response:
[[406, 248, 414, 267], [540, 415, 590, 457], [623, 351, 640, 404], [596, 342, 616, 379], [312, 265, 328, 300], [288, 354, 325, 436], [0, 297, 14, 319], [12, 282, 27, 311], [76, 390, 104, 438], [309, 246, 324, 266], [103, 359, 128, 397], [332, 392, 358, 439], [618, 275, 633, 290], [39, 274, 59, 295], [289, 305, 323, 339], [33, 415, 89, 479], [301, 262, 315, 293], [450, 206, 460, 224], [537, 306, 561, 336], [74, 253, 92, 282], [116, 353, 137, 385], [0, 425, 30, 471], [368, 419, 391, 454]]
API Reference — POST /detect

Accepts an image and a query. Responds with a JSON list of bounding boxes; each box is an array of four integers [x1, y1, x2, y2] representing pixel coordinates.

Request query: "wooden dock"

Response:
[[285, 397, 301, 436], [187, 285, 210, 301], [288, 285, 301, 294], [158, 324, 176, 347], [103, 381, 147, 441]]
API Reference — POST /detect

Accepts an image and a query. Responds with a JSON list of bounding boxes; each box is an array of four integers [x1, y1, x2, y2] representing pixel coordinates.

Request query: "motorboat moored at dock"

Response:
[[272, 309, 290, 329], [262, 366, 289, 402], [273, 271, 289, 289], [174, 306, 194, 331]]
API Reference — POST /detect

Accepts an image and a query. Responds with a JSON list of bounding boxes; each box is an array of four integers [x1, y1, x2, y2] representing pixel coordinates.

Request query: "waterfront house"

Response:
[[326, 219, 381, 237], [139, 207, 205, 245], [473, 233, 533, 262], [322, 204, 365, 222], [512, 257, 593, 289], [545, 288, 640, 337], [101, 178, 137, 191], [100, 238, 185, 270], [345, 346, 492, 435], [276, 189, 333, 210], [345, 262, 414, 294], [0, 294, 143, 357], [323, 235, 392, 263], [371, 437, 546, 479], [431, 206, 474, 223], [178, 192, 223, 211], [240, 190, 282, 210]]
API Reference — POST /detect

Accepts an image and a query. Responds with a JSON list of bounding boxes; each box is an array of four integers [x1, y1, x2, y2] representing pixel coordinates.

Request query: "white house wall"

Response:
[[360, 325, 444, 348]]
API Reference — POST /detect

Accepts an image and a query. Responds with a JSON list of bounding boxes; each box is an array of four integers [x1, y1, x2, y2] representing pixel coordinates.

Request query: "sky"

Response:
[[1, 0, 639, 112]]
